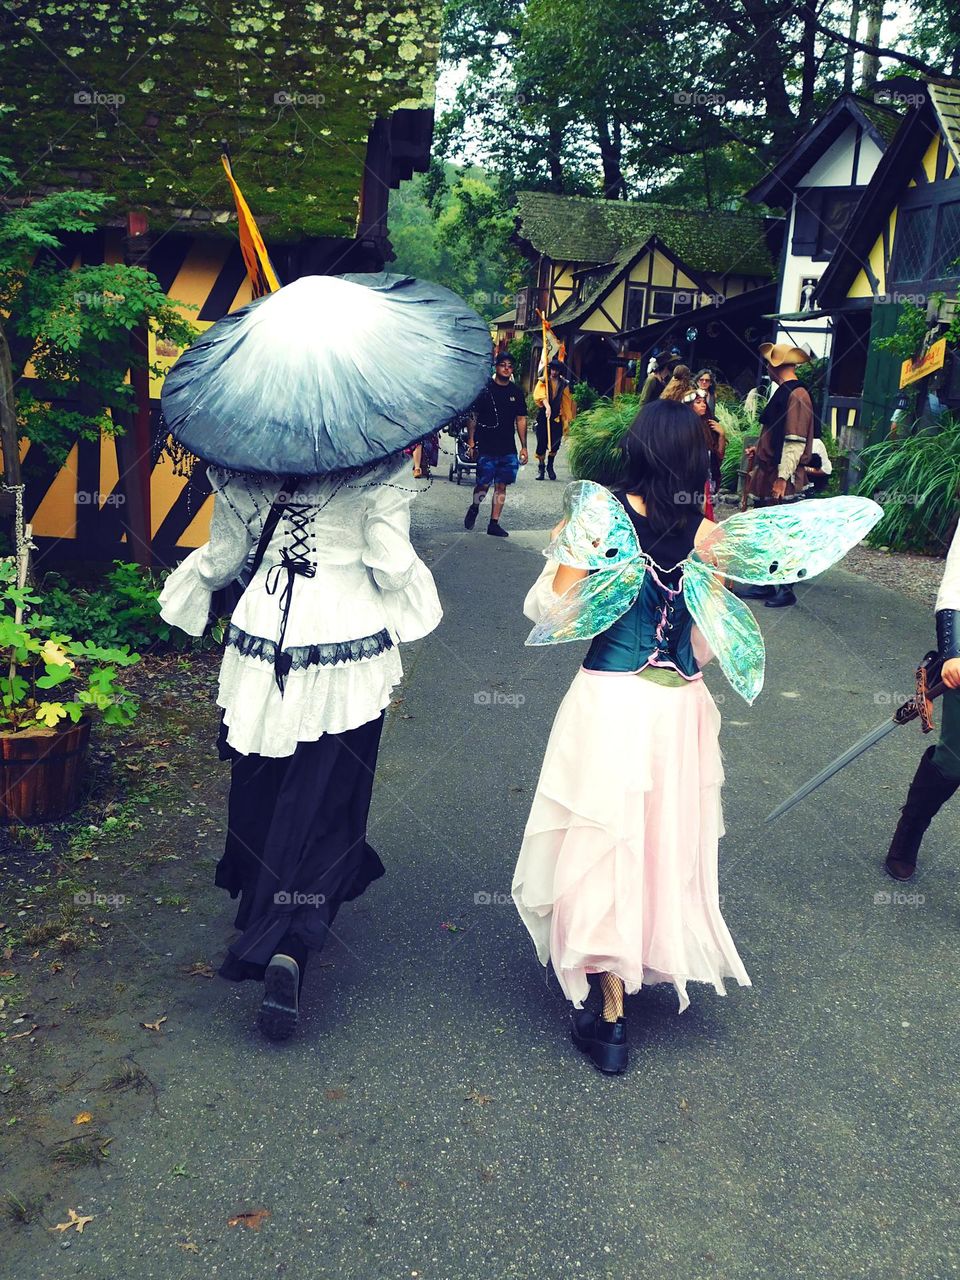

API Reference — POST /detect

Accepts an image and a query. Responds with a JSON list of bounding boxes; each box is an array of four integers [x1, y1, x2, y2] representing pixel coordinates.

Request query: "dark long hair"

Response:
[[620, 399, 709, 535]]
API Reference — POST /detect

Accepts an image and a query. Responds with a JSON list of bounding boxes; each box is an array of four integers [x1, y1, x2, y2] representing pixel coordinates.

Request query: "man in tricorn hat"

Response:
[[742, 342, 815, 609]]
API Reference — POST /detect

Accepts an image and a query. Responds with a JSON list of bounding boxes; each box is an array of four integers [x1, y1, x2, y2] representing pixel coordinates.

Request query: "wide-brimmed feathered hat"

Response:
[[160, 273, 492, 476]]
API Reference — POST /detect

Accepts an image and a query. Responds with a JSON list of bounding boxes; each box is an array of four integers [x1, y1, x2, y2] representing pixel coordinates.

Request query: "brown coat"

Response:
[[747, 381, 814, 501]]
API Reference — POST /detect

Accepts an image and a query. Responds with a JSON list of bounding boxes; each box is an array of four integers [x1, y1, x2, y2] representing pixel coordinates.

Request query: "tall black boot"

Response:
[[546, 455, 558, 480], [536, 460, 545, 480], [884, 746, 960, 880]]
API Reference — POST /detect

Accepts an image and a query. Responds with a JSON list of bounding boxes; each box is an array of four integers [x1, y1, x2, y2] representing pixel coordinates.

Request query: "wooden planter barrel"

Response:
[[0, 717, 91, 823]]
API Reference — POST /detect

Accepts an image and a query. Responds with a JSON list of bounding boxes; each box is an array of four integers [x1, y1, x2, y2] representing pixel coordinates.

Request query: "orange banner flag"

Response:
[[220, 151, 281, 298]]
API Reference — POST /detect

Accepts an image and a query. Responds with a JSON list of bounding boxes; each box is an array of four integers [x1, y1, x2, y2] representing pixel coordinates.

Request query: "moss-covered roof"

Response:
[[515, 190, 775, 279], [0, 1, 441, 241]]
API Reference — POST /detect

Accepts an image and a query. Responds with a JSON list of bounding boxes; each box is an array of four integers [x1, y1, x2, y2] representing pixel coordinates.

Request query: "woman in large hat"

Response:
[[158, 272, 489, 1040]]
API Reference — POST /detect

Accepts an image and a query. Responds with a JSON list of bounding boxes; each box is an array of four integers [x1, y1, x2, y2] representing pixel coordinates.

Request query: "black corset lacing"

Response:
[[264, 503, 316, 693]]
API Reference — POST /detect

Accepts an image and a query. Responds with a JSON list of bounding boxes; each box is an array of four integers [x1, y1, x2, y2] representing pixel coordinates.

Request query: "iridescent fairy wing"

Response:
[[545, 479, 641, 569], [526, 560, 645, 646], [694, 496, 883, 585], [682, 558, 765, 703]]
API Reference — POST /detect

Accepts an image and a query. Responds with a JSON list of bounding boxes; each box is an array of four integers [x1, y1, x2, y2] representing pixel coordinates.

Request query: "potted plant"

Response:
[[0, 558, 139, 822]]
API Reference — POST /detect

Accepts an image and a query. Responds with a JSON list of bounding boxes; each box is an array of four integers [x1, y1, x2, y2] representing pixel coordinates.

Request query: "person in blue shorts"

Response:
[[463, 351, 528, 538]]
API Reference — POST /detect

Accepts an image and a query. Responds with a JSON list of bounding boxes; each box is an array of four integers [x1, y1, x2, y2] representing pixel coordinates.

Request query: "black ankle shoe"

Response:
[[547, 459, 557, 480], [487, 520, 509, 537], [764, 586, 797, 608], [464, 503, 479, 530], [258, 954, 299, 1041], [571, 1010, 628, 1074]]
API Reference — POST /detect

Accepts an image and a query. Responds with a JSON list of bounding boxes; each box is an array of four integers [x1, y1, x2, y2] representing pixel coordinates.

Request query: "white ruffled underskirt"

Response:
[[217, 645, 404, 758], [512, 668, 751, 1012]]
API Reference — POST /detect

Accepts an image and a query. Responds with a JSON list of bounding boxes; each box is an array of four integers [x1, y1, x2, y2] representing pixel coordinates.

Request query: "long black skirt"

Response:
[[214, 713, 386, 982]]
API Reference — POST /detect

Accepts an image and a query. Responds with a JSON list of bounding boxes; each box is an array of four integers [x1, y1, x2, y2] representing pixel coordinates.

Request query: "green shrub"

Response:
[[857, 417, 960, 553], [40, 561, 202, 653], [571, 380, 599, 414]]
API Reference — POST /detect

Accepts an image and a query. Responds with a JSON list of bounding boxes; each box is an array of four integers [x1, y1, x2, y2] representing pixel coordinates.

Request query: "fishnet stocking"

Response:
[[599, 972, 624, 1022]]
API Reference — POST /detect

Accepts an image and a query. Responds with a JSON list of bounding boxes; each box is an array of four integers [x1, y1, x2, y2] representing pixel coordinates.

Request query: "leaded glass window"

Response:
[[892, 206, 935, 281], [931, 202, 960, 280]]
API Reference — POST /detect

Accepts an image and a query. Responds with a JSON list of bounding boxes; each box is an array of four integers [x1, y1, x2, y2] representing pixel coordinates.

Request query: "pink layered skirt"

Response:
[[512, 668, 751, 1012]]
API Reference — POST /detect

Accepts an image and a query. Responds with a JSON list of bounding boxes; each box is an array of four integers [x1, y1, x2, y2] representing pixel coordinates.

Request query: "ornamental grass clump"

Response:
[[857, 417, 960, 554], [0, 559, 140, 732], [566, 394, 640, 486]]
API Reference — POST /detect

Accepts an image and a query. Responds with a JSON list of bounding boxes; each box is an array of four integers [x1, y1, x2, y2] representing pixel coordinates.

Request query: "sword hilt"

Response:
[[894, 651, 945, 730]]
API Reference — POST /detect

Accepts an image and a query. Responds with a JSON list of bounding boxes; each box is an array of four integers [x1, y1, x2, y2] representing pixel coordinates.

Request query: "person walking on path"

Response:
[[742, 343, 815, 609], [464, 350, 528, 538], [157, 273, 489, 1041], [660, 364, 695, 402], [637, 354, 675, 407], [533, 357, 576, 480], [512, 398, 880, 1074], [884, 525, 960, 880]]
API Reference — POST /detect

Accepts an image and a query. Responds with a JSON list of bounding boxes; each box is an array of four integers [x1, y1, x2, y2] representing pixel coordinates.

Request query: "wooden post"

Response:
[[118, 211, 153, 566]]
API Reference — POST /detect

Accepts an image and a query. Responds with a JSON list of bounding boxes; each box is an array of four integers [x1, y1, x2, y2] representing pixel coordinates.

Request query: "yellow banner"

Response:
[[220, 154, 281, 298], [900, 337, 946, 389]]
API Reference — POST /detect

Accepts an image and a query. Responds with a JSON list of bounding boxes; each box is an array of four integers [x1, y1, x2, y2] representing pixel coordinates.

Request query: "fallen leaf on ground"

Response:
[[50, 1208, 94, 1234], [324, 1088, 346, 1101], [8, 1023, 39, 1040], [73, 1112, 93, 1125], [140, 1015, 167, 1032], [177, 1241, 200, 1253], [181, 962, 215, 979], [465, 1090, 493, 1106], [227, 1209, 271, 1231]]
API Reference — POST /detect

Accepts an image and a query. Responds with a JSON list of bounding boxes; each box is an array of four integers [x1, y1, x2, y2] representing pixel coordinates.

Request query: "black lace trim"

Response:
[[225, 624, 395, 670]]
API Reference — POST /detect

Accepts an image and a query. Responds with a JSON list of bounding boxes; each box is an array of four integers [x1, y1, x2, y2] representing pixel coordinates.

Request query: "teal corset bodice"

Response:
[[582, 569, 698, 676]]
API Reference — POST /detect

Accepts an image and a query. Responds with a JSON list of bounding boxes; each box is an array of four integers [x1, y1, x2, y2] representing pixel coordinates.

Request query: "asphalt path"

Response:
[[14, 445, 960, 1279]]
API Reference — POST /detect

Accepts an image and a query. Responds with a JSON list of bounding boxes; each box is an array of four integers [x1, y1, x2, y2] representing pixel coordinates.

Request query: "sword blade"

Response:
[[765, 716, 901, 823]]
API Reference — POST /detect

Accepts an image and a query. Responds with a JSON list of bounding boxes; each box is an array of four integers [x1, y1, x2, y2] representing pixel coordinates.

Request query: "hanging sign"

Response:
[[900, 338, 946, 388]]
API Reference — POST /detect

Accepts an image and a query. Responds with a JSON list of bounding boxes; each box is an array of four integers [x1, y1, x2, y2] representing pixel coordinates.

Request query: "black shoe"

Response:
[[738, 584, 776, 600], [257, 954, 299, 1041], [464, 503, 479, 530], [536, 463, 545, 480], [571, 1010, 628, 1075], [764, 586, 797, 608], [547, 458, 557, 480], [487, 520, 509, 537], [884, 745, 960, 880]]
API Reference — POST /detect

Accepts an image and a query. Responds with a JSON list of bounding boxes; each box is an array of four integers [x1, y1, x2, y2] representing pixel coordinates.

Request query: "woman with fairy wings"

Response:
[[512, 399, 881, 1075]]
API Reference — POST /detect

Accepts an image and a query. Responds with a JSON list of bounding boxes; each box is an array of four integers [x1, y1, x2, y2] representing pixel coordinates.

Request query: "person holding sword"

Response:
[[884, 532, 960, 880]]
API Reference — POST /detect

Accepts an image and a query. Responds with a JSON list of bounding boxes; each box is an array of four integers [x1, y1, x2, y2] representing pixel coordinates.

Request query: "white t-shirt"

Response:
[[809, 438, 833, 475]]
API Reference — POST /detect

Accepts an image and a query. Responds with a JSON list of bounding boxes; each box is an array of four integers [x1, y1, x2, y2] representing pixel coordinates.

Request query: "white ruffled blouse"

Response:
[[158, 460, 441, 757]]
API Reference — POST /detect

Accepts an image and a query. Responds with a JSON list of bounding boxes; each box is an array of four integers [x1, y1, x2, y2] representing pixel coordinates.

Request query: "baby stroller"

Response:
[[447, 420, 477, 486]]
